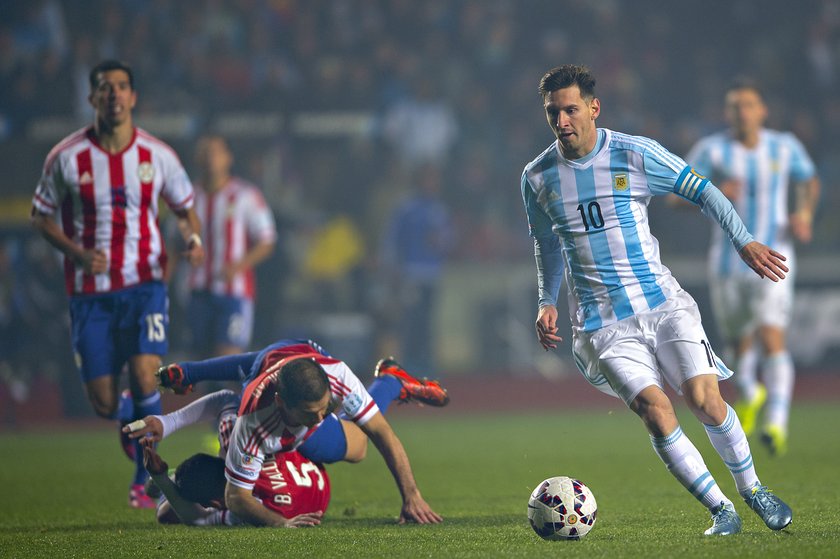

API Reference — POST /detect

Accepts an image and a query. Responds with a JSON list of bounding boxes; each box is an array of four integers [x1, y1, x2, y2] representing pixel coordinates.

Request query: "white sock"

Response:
[[763, 351, 794, 431], [704, 404, 760, 495], [651, 426, 731, 510], [735, 345, 760, 401]]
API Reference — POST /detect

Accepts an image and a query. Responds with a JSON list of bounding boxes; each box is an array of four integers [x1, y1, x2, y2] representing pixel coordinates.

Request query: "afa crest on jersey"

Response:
[[613, 173, 629, 191]]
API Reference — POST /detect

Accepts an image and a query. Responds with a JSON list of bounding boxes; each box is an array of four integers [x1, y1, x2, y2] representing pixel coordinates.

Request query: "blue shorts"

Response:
[[69, 281, 169, 383], [243, 338, 331, 385], [188, 291, 254, 355]]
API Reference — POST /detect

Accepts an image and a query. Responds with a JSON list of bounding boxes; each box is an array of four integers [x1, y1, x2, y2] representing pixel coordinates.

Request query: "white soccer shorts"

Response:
[[709, 273, 794, 341], [571, 289, 733, 406]]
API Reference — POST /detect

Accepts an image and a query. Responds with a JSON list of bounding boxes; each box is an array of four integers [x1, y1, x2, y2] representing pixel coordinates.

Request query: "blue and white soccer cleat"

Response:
[[742, 485, 793, 530], [704, 502, 742, 536]]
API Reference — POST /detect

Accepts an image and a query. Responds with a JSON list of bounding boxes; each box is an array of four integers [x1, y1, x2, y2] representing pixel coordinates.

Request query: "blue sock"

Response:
[[297, 414, 347, 464], [296, 376, 403, 464], [181, 352, 260, 385], [116, 390, 134, 422], [366, 375, 403, 414], [131, 390, 162, 485]]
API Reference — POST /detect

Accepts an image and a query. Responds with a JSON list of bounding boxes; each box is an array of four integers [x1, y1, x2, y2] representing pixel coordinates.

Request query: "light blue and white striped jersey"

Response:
[[522, 128, 711, 333], [686, 128, 815, 277]]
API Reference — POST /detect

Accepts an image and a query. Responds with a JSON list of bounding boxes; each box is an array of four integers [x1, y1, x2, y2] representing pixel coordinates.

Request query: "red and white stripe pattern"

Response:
[[189, 177, 276, 299], [225, 351, 378, 490], [32, 126, 195, 295]]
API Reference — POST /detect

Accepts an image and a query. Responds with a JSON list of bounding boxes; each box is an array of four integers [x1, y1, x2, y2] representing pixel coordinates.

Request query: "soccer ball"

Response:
[[527, 476, 597, 540]]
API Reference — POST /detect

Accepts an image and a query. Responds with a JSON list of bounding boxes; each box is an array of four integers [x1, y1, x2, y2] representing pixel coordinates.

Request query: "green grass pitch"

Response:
[[2, 403, 839, 558]]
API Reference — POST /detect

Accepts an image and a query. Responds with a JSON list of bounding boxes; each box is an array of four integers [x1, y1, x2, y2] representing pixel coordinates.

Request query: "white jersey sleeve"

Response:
[[224, 410, 274, 490], [245, 186, 278, 244], [323, 361, 379, 425], [142, 131, 194, 211], [785, 132, 816, 181], [33, 150, 65, 216], [32, 128, 87, 216]]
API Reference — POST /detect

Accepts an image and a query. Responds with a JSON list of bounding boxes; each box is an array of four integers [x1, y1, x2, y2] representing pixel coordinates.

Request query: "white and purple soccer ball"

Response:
[[527, 476, 598, 540]]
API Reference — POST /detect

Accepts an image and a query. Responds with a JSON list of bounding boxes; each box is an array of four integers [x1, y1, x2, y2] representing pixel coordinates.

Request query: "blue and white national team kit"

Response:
[[522, 128, 750, 404], [686, 129, 816, 338]]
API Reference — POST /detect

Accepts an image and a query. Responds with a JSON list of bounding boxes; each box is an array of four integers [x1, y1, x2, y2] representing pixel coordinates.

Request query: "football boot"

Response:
[[760, 424, 788, 457], [734, 384, 766, 437], [742, 485, 793, 530], [704, 502, 742, 536], [129, 483, 157, 509], [156, 363, 193, 395], [374, 357, 449, 407]]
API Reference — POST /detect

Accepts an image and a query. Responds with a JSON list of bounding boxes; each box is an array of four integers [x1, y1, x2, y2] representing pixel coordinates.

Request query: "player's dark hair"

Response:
[[89, 59, 135, 91], [539, 64, 596, 100], [276, 358, 330, 408], [174, 453, 226, 507], [725, 76, 764, 100]]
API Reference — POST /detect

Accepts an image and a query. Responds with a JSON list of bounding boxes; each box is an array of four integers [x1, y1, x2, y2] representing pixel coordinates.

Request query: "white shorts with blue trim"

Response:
[[571, 289, 732, 406]]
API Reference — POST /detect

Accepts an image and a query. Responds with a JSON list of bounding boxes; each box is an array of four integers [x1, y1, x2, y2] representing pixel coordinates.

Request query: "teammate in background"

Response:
[[685, 79, 821, 456], [129, 338, 448, 526], [30, 59, 204, 509], [135, 389, 329, 527], [522, 65, 792, 536], [187, 135, 277, 358]]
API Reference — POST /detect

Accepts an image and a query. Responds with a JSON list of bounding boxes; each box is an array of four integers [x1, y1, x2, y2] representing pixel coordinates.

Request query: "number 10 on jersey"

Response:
[[577, 201, 605, 231]]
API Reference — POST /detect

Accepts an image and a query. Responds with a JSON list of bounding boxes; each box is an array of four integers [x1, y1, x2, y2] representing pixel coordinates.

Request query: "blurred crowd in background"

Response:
[[1, 0, 839, 418]]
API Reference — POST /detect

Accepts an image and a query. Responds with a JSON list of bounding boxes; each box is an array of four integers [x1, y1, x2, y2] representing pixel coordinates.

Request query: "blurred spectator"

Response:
[[379, 163, 454, 374], [381, 74, 459, 168]]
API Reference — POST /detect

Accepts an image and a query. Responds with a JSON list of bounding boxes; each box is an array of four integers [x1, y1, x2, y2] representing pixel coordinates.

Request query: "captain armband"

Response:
[[673, 167, 710, 203]]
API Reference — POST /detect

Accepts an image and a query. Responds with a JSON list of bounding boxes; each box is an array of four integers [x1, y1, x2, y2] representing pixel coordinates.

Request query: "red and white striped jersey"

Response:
[[32, 126, 195, 295], [189, 177, 276, 299], [225, 351, 378, 490]]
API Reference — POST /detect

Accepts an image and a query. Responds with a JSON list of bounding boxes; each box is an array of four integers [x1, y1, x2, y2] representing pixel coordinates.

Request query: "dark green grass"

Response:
[[2, 403, 839, 558]]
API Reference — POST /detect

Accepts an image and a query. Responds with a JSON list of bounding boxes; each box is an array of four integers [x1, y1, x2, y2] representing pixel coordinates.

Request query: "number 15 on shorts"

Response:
[[145, 313, 166, 342]]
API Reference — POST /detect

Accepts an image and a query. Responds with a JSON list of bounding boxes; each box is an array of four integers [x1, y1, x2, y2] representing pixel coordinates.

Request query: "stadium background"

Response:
[[1, 0, 839, 424]]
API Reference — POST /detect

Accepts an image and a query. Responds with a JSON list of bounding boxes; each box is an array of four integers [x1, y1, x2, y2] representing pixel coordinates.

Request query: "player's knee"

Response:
[[630, 395, 675, 437], [640, 404, 676, 436], [685, 389, 726, 424], [89, 397, 117, 418]]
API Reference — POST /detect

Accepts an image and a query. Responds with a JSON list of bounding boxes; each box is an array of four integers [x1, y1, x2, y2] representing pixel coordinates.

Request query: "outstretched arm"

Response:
[[124, 389, 239, 441], [695, 184, 788, 281], [359, 412, 443, 524], [142, 440, 210, 525]]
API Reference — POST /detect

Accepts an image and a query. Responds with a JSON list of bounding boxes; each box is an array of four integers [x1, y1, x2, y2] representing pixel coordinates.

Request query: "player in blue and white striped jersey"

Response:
[[521, 64, 792, 536], [686, 79, 821, 456]]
